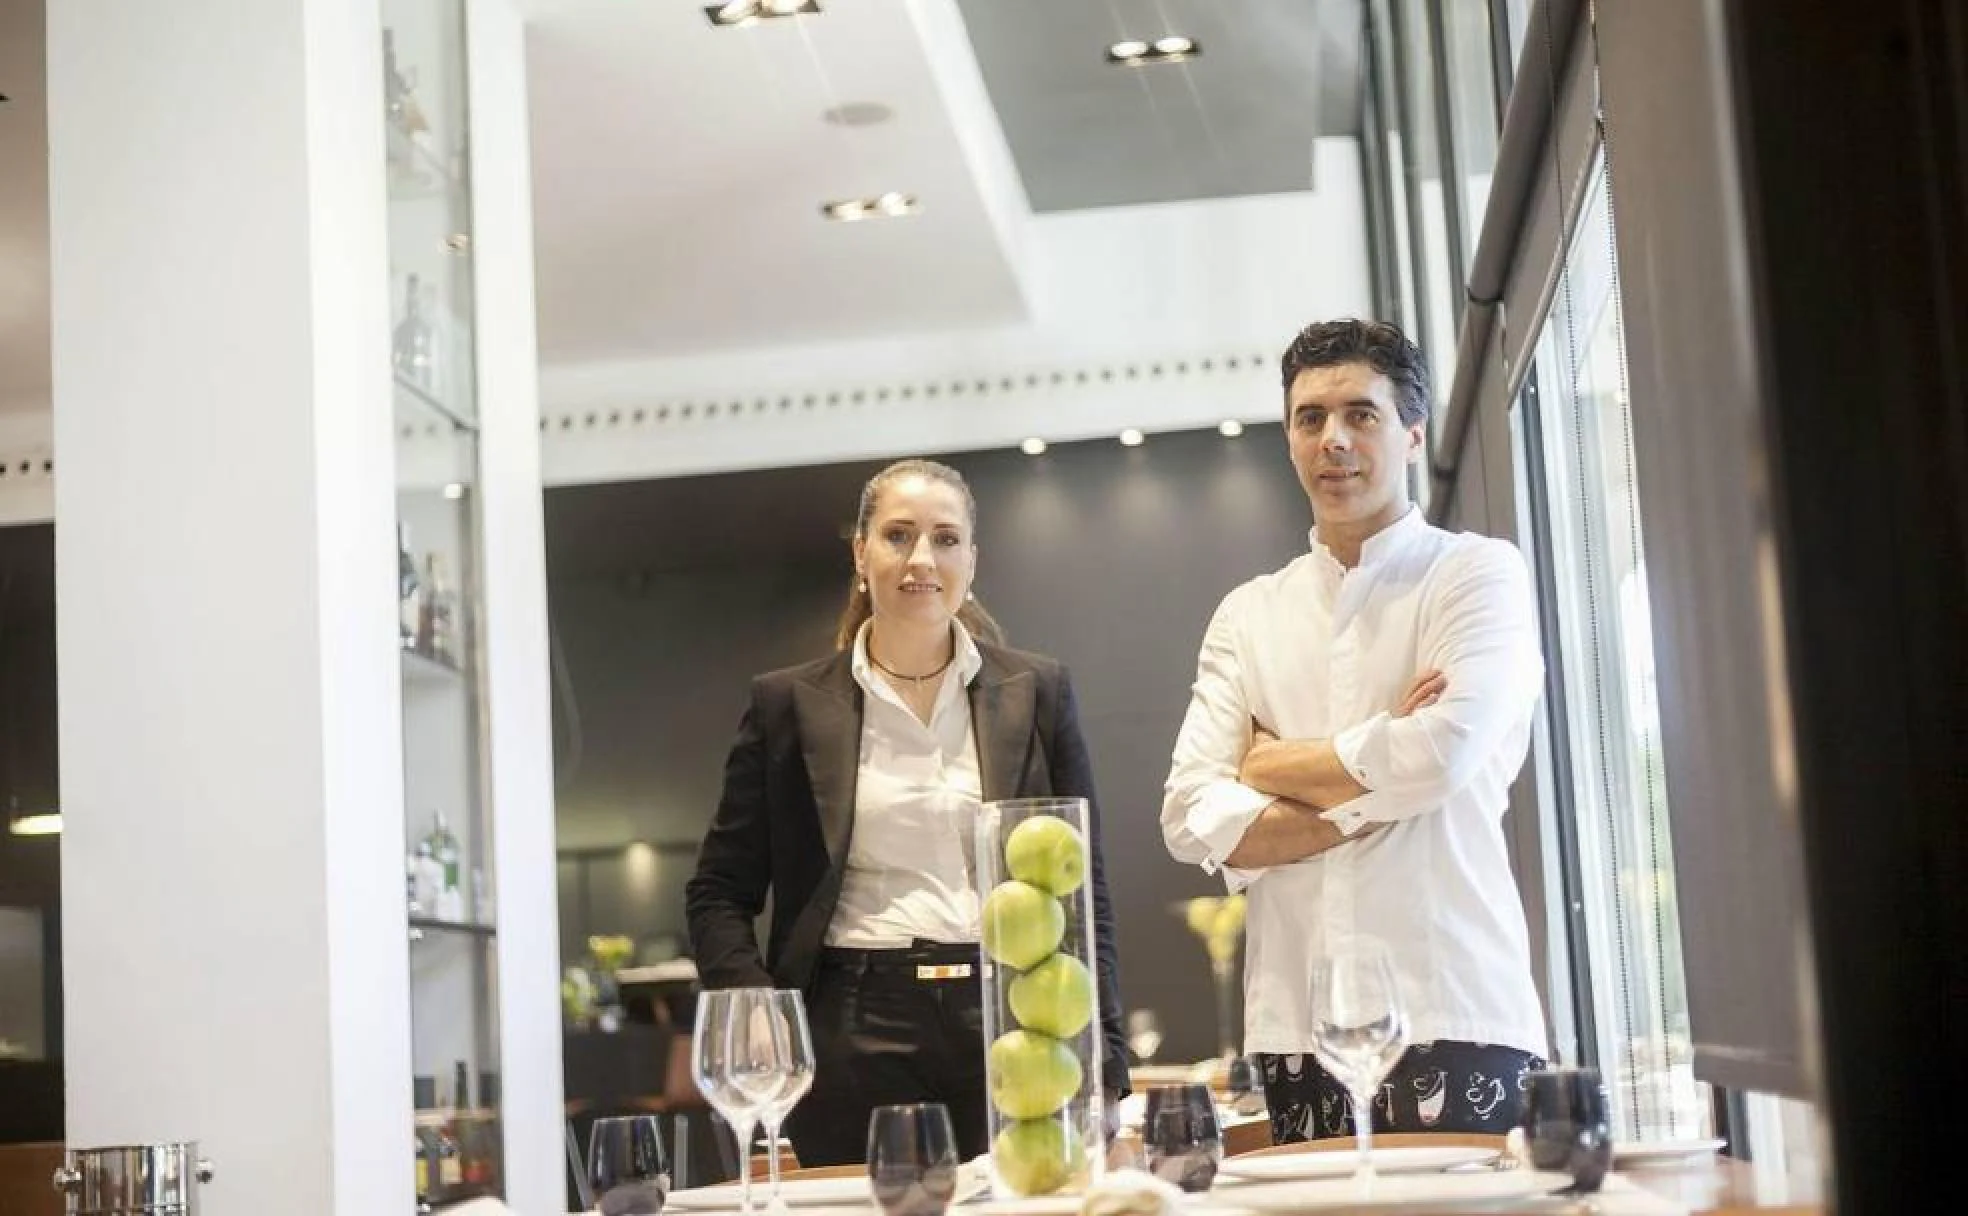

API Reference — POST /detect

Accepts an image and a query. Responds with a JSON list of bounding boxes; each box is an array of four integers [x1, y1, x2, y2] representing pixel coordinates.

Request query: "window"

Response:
[[1517, 151, 1703, 1142]]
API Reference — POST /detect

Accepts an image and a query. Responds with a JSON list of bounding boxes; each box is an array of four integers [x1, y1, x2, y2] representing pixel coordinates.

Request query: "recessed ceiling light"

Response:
[[704, 0, 820, 28], [1218, 419, 1245, 438], [8, 811, 60, 837], [1020, 437, 1048, 456], [1119, 428, 1145, 447], [822, 193, 920, 222], [1106, 35, 1200, 65], [443, 482, 466, 500]]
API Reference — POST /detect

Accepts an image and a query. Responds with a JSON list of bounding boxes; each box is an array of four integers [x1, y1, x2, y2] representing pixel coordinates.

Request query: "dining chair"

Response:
[[752, 1161, 860, 1182], [1222, 1115, 1274, 1157], [746, 1138, 806, 1180]]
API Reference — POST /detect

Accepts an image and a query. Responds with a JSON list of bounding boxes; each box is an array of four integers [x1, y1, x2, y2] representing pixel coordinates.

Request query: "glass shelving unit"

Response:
[[382, 2, 504, 1210]]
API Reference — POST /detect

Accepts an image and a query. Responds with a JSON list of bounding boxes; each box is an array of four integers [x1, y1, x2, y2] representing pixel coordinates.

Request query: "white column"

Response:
[[48, 2, 413, 1214], [467, 5, 566, 1215]]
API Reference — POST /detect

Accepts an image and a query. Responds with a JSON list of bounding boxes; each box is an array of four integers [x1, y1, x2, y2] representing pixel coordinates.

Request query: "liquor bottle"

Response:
[[411, 839, 442, 917], [453, 1059, 471, 1113], [421, 553, 457, 667], [436, 1122, 463, 1189], [383, 30, 409, 132], [397, 524, 420, 651], [392, 274, 436, 391], [431, 812, 463, 921], [414, 1125, 432, 1200]]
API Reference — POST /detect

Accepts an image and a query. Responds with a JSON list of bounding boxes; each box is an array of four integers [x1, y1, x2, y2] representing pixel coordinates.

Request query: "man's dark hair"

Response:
[[1279, 318, 1431, 427]]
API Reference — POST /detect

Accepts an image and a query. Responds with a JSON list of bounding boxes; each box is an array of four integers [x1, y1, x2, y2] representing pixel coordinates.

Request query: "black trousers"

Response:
[[782, 941, 990, 1167], [1256, 1041, 1547, 1143]]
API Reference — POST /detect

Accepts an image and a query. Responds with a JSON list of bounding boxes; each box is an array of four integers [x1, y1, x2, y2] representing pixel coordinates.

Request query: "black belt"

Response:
[[821, 939, 980, 980]]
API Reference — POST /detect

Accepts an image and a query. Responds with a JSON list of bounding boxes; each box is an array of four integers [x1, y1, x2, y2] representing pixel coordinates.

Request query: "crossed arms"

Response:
[[1160, 541, 1543, 885]]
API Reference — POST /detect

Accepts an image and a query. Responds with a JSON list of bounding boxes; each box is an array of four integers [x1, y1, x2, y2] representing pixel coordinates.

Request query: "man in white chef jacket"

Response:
[[1162, 318, 1551, 1142]]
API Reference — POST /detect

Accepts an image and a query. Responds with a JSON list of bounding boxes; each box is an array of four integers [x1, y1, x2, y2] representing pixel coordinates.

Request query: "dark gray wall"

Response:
[[0, 523, 63, 1099], [544, 424, 1313, 1063]]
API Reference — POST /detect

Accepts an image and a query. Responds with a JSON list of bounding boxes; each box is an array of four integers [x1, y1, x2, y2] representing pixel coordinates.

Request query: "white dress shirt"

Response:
[[1161, 508, 1550, 1057], [826, 621, 987, 948]]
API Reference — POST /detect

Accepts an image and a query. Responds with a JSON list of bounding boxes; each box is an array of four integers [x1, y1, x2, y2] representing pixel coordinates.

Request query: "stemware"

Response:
[[587, 1114, 669, 1216], [867, 1103, 960, 1216], [1524, 1066, 1613, 1193], [692, 988, 773, 1216], [754, 991, 817, 1214], [1307, 943, 1409, 1192], [1139, 1083, 1222, 1193]]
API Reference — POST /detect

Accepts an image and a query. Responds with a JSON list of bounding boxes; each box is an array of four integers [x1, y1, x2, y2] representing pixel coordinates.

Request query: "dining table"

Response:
[[568, 1138, 1825, 1216]]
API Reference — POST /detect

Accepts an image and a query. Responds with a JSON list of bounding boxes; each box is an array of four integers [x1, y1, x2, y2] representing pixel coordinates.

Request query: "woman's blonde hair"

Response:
[[834, 458, 1007, 651]]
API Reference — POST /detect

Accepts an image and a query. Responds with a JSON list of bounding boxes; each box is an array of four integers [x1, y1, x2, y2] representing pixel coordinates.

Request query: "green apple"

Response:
[[1008, 952, 1094, 1039], [989, 1029, 1082, 1118], [992, 1117, 1084, 1196], [1004, 815, 1088, 897], [981, 880, 1065, 970]]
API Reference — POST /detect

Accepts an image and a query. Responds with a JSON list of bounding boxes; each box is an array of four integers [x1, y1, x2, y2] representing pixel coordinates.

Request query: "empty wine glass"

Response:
[[692, 988, 772, 1216], [867, 1103, 960, 1216], [1126, 1009, 1164, 1064], [754, 991, 816, 1214], [1308, 943, 1408, 1193], [588, 1115, 669, 1215]]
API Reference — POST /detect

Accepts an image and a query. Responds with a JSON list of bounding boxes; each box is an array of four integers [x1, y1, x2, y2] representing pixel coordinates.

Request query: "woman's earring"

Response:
[[966, 589, 976, 601], [858, 579, 868, 593]]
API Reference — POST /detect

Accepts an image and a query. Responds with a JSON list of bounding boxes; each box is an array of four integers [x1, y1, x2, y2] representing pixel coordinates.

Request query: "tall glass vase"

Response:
[[974, 797, 1107, 1198], [1210, 957, 1239, 1060]]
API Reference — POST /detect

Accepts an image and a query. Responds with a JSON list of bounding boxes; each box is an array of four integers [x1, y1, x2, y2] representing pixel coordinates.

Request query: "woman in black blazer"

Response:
[[684, 458, 1131, 1166]]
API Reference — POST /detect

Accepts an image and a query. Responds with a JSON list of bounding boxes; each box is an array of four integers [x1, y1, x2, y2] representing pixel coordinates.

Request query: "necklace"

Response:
[[868, 649, 955, 687]]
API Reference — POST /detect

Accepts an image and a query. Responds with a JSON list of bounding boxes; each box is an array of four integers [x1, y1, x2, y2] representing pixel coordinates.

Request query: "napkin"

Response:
[[1078, 1168, 1187, 1216]]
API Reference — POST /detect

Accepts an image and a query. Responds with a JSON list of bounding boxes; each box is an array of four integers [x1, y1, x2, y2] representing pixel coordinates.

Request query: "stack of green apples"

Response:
[[979, 815, 1097, 1195]]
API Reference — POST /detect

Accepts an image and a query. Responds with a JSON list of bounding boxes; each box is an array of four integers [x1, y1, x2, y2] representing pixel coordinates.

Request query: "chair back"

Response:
[[0, 1141, 66, 1216]]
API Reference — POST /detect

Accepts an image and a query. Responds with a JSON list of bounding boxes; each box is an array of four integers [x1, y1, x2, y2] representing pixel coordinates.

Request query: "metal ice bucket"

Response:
[[52, 1143, 214, 1216]]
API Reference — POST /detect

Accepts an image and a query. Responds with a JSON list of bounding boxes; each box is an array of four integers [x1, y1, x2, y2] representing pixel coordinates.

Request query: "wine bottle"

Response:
[[397, 523, 420, 651], [392, 274, 436, 390], [422, 553, 457, 667], [432, 812, 463, 921]]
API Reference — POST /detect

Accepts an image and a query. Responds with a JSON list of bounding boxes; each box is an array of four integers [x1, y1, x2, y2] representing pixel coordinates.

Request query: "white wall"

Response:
[[49, 3, 412, 1214], [468, 4, 565, 1213]]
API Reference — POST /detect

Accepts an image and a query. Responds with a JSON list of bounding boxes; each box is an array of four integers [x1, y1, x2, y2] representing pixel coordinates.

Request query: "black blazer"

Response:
[[684, 642, 1132, 1094]]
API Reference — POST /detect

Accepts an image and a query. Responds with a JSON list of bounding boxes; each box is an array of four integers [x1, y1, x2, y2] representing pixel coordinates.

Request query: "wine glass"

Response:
[[754, 991, 816, 1214], [867, 1103, 960, 1216], [1307, 943, 1408, 1192], [692, 988, 772, 1216], [587, 1115, 669, 1215], [1126, 1009, 1164, 1064]]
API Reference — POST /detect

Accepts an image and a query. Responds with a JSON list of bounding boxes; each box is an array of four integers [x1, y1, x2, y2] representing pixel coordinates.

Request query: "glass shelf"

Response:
[[401, 647, 464, 686], [396, 373, 477, 436], [409, 915, 497, 941], [385, 2, 502, 1211], [387, 122, 461, 203]]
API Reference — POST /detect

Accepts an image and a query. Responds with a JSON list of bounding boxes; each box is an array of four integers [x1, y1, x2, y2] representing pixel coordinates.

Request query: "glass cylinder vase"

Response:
[[974, 797, 1107, 1199]]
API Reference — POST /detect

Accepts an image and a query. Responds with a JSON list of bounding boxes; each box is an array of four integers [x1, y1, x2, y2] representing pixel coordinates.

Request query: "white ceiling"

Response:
[[521, 0, 1034, 368], [959, 0, 1362, 211], [0, 0, 1363, 419]]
